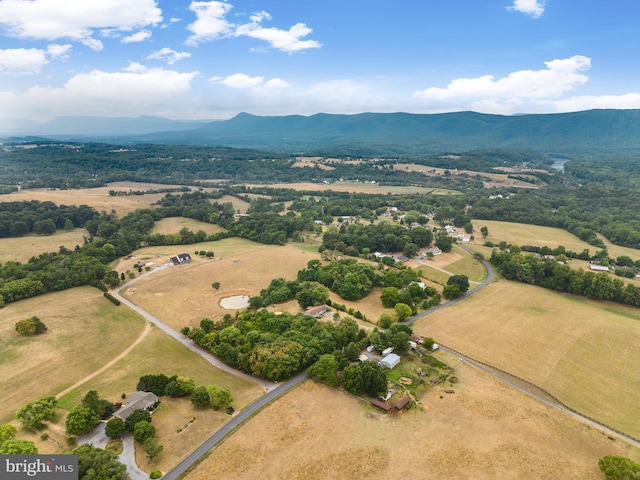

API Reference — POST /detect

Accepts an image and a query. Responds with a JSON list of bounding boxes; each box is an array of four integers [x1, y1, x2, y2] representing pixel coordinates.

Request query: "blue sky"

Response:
[[0, 0, 639, 123]]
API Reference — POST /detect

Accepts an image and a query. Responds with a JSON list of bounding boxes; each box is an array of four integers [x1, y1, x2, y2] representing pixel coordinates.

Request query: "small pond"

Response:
[[220, 295, 250, 309]]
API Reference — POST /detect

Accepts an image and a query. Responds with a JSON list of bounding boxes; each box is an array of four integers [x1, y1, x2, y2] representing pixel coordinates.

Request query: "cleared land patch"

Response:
[[185, 368, 624, 480], [412, 280, 640, 438], [0, 286, 146, 423], [119, 239, 320, 331], [243, 182, 459, 195], [0, 229, 87, 264], [151, 217, 227, 236], [475, 219, 640, 260], [0, 182, 194, 216]]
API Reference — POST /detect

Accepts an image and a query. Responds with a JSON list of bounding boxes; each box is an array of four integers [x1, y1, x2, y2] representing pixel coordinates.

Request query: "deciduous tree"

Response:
[[307, 354, 339, 387], [65, 405, 100, 436]]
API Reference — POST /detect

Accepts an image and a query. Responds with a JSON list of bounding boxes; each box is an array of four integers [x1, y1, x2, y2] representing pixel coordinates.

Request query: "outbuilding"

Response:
[[379, 353, 401, 369]]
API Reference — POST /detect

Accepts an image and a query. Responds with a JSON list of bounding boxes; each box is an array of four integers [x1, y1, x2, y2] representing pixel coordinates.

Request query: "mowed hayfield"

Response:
[[412, 280, 640, 438], [151, 217, 227, 236], [185, 368, 628, 480], [0, 229, 87, 263], [118, 238, 321, 331], [474, 219, 640, 260], [0, 182, 201, 216], [0, 286, 146, 423], [243, 182, 460, 195]]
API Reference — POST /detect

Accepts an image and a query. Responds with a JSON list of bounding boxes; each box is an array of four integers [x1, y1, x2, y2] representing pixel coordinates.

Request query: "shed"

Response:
[[370, 399, 391, 413], [382, 347, 394, 356], [304, 304, 328, 318], [379, 353, 401, 369]]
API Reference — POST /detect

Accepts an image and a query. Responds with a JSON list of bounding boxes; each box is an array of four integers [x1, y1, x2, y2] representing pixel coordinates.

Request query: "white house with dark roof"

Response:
[[169, 253, 191, 266]]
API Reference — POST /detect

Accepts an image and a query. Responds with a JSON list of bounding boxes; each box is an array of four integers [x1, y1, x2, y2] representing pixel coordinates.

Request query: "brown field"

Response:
[[0, 182, 199, 216], [0, 229, 87, 263], [475, 220, 640, 260], [0, 287, 146, 423], [243, 182, 459, 195], [393, 163, 541, 189], [185, 369, 626, 480], [412, 280, 640, 438], [118, 239, 321, 330], [151, 217, 227, 236], [215, 194, 250, 214]]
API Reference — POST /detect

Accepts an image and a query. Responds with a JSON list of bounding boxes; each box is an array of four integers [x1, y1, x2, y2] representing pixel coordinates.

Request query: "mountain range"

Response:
[[4, 109, 640, 156]]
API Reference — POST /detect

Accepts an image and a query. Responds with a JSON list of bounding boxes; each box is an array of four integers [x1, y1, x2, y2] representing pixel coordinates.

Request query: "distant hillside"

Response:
[[134, 109, 640, 155], [5, 109, 640, 156]]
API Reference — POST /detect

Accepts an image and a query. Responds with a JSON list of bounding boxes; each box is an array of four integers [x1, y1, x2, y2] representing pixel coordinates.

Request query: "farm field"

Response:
[[118, 238, 321, 331], [185, 368, 626, 480], [0, 228, 87, 263], [0, 182, 199, 216], [412, 280, 640, 438], [0, 286, 146, 423], [151, 217, 227, 236], [243, 182, 460, 195], [474, 219, 640, 260]]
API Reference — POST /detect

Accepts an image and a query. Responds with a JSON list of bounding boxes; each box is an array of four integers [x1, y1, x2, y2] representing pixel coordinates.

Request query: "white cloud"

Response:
[[0, 64, 199, 120], [414, 56, 591, 103], [185, 1, 320, 52], [46, 43, 72, 60], [121, 30, 152, 43], [186, 1, 234, 46], [211, 73, 290, 89], [0, 0, 162, 48], [0, 43, 72, 73], [146, 47, 191, 65], [554, 93, 640, 112], [234, 15, 321, 53], [0, 48, 47, 73], [507, 0, 545, 18]]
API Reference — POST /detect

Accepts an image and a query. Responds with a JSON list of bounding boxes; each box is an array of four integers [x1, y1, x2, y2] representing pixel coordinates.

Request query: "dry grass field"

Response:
[[0, 182, 196, 216], [0, 229, 88, 263], [185, 369, 627, 480], [0, 286, 146, 423], [243, 182, 460, 195], [412, 280, 640, 438], [151, 217, 227, 236], [118, 239, 321, 331], [475, 219, 640, 260], [393, 163, 541, 189]]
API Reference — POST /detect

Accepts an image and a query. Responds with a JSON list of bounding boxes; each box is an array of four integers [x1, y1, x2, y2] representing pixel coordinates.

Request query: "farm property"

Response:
[[413, 279, 640, 438], [185, 368, 626, 480]]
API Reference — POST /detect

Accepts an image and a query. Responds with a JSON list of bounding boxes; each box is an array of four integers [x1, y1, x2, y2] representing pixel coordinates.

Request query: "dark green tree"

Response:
[[65, 405, 100, 436], [133, 421, 155, 443], [74, 444, 127, 480], [105, 418, 125, 439], [0, 439, 38, 454], [447, 274, 470, 293], [124, 409, 152, 432], [190, 386, 211, 408], [307, 354, 339, 387], [16, 397, 57, 428], [143, 437, 164, 461], [342, 361, 388, 398]]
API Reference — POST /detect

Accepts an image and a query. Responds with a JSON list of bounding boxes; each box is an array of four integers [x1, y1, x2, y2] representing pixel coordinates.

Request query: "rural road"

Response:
[[112, 266, 277, 393]]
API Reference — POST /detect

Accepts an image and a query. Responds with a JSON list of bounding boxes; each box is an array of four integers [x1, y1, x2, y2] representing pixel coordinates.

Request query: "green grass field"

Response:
[[151, 217, 227, 236]]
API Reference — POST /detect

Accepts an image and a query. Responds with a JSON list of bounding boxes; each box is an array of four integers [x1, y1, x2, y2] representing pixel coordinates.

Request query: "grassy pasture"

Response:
[[0, 229, 87, 264], [215, 194, 250, 214], [151, 217, 227, 236], [0, 286, 146, 423], [0, 182, 194, 216], [185, 370, 625, 480], [242, 182, 460, 195], [412, 280, 640, 438], [118, 239, 321, 331], [475, 219, 640, 260]]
